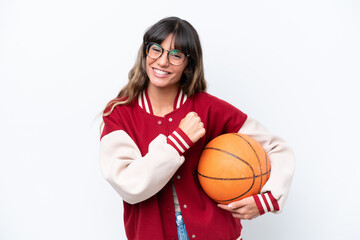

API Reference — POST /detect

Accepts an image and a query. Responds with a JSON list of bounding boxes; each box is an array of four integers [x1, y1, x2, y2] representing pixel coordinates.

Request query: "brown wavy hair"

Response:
[[103, 16, 207, 116]]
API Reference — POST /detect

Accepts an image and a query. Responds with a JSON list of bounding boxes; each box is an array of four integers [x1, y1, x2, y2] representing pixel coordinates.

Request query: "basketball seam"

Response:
[[199, 134, 271, 203], [197, 170, 272, 202], [199, 146, 256, 202], [202, 147, 256, 177], [197, 170, 271, 181], [231, 133, 264, 193]]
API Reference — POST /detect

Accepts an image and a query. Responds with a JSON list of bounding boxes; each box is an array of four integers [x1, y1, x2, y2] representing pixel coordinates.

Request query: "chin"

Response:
[[149, 79, 178, 89]]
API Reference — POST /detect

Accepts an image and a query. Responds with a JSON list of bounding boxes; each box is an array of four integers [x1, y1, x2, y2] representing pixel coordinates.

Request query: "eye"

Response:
[[170, 50, 184, 59], [151, 44, 162, 53]]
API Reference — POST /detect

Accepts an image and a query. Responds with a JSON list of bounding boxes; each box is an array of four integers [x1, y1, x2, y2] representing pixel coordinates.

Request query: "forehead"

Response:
[[148, 33, 186, 51], [159, 34, 176, 49]]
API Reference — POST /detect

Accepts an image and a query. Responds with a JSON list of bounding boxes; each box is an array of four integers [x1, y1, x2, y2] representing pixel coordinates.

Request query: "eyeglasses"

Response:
[[145, 42, 189, 66]]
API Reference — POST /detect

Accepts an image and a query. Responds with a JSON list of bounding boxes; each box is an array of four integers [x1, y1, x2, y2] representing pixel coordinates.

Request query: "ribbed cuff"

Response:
[[253, 192, 280, 215], [167, 128, 194, 155]]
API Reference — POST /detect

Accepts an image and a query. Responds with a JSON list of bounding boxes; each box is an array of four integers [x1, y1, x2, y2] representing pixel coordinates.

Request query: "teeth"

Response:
[[154, 68, 169, 75]]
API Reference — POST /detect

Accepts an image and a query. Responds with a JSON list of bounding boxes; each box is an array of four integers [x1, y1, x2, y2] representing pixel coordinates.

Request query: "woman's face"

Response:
[[146, 34, 188, 90]]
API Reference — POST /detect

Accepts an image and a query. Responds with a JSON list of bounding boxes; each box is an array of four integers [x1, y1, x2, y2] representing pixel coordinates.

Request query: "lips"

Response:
[[153, 67, 171, 77]]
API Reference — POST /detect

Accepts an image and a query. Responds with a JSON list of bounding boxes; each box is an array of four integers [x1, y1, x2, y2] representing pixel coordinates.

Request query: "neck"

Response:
[[147, 84, 179, 117]]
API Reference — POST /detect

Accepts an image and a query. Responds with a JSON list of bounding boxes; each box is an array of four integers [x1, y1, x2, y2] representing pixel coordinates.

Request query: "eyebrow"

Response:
[[155, 42, 183, 52]]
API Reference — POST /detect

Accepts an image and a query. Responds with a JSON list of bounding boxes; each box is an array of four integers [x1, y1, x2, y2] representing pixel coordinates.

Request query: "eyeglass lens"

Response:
[[146, 43, 186, 66]]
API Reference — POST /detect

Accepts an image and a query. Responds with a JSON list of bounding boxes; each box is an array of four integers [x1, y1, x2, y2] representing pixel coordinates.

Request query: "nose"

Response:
[[156, 51, 170, 66]]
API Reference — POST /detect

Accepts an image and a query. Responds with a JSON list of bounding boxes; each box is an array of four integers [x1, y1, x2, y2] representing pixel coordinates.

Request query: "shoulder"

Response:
[[103, 96, 131, 113], [101, 98, 137, 139], [193, 91, 248, 133], [193, 91, 219, 101], [192, 91, 224, 105], [193, 91, 242, 112]]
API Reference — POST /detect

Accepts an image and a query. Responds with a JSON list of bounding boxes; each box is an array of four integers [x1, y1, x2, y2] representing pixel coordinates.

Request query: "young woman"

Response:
[[100, 17, 295, 240]]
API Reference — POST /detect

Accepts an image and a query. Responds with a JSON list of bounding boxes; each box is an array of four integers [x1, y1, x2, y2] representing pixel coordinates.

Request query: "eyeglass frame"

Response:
[[145, 42, 190, 66]]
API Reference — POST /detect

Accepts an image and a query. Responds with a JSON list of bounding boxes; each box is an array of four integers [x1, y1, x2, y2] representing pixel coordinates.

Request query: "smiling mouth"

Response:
[[153, 68, 171, 75]]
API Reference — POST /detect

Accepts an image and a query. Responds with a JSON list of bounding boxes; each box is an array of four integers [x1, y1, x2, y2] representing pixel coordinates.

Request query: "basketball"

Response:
[[197, 133, 271, 204]]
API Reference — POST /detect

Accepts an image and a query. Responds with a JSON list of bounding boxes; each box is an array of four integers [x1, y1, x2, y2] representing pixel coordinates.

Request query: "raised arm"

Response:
[[100, 112, 204, 204], [100, 128, 190, 204]]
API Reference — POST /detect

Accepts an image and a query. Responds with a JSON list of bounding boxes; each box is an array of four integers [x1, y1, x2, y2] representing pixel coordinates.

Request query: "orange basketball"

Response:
[[197, 133, 271, 204]]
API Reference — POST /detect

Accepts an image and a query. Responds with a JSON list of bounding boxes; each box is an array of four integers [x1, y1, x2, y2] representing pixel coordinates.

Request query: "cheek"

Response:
[[146, 57, 154, 67], [174, 66, 187, 77], [179, 60, 189, 75], [146, 58, 155, 73]]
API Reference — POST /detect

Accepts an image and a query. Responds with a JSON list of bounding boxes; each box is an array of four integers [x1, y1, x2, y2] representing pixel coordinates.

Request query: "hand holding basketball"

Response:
[[179, 112, 205, 143], [217, 196, 260, 220]]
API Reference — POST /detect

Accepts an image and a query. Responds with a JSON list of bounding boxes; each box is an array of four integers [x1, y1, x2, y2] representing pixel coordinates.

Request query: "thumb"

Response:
[[227, 199, 247, 209]]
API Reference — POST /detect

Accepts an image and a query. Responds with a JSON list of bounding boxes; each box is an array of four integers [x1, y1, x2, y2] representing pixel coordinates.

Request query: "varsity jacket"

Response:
[[100, 90, 295, 240]]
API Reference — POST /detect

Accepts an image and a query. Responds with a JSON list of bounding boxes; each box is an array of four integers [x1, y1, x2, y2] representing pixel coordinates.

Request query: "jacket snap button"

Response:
[[183, 204, 187, 208], [192, 235, 196, 238], [157, 120, 162, 125], [168, 118, 173, 122]]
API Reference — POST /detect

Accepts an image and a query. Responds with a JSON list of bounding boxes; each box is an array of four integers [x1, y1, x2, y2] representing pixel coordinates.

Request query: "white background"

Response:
[[1, 0, 359, 239]]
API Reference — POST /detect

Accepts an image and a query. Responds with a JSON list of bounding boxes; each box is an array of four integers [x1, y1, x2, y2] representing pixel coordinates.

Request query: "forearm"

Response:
[[239, 116, 295, 211], [100, 129, 192, 204]]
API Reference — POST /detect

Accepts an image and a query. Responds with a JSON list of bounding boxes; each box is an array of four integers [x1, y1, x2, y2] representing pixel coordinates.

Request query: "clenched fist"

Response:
[[179, 112, 206, 143]]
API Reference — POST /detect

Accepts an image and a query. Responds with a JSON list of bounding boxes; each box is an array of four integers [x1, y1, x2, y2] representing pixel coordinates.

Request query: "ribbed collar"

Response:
[[138, 88, 188, 115]]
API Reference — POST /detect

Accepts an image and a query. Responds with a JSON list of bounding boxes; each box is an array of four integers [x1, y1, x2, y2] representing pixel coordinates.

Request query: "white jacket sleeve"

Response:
[[239, 116, 295, 212], [99, 130, 185, 204]]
